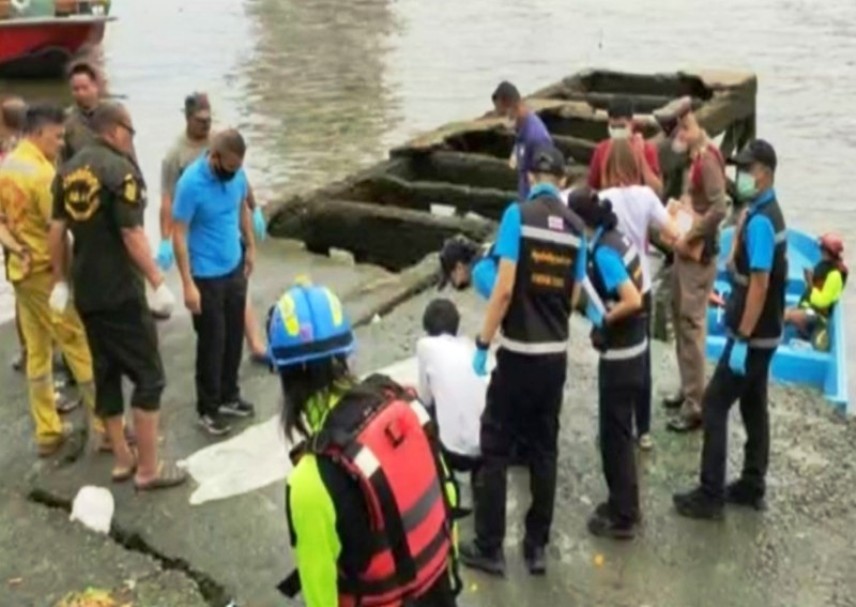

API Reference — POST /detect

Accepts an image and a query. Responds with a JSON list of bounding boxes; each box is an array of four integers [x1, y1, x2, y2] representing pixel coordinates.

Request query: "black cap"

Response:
[[607, 96, 634, 120], [184, 92, 211, 116], [528, 145, 566, 176], [438, 236, 479, 289], [729, 139, 777, 172], [492, 81, 520, 104]]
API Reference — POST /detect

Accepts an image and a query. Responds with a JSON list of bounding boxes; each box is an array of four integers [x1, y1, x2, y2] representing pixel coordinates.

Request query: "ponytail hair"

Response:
[[567, 186, 618, 231]]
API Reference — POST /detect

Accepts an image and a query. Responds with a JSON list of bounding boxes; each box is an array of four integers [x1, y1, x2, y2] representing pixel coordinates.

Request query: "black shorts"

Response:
[[81, 299, 165, 416]]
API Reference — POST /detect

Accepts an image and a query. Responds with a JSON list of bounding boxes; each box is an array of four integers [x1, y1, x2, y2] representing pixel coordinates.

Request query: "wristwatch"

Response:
[[475, 336, 491, 350]]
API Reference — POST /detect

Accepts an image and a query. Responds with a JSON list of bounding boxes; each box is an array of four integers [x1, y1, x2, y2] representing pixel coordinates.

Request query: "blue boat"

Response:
[[706, 227, 849, 414]]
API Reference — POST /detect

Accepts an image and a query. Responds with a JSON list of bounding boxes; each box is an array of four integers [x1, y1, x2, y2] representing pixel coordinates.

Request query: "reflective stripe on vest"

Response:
[[497, 334, 568, 355], [601, 338, 648, 361], [521, 224, 582, 248]]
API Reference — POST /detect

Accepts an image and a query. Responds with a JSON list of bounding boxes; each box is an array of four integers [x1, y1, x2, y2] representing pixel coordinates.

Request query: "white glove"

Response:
[[49, 281, 70, 314], [150, 282, 176, 317]]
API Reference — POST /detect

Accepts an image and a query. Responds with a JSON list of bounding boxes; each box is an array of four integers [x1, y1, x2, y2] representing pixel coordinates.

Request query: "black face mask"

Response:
[[212, 155, 236, 182]]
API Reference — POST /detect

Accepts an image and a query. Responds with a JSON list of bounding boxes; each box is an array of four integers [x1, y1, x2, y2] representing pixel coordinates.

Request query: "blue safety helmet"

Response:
[[267, 279, 355, 369]]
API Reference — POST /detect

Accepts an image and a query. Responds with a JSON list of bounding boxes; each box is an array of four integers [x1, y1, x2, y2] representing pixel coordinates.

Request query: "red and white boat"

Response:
[[0, 3, 114, 79]]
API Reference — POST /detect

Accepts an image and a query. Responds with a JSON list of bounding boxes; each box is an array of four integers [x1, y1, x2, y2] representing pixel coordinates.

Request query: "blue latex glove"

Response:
[[728, 340, 748, 375], [252, 207, 267, 242], [585, 300, 605, 328], [472, 346, 488, 377], [155, 240, 174, 271]]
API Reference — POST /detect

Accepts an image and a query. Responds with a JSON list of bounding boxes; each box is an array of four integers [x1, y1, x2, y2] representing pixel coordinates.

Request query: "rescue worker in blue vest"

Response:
[[674, 139, 786, 519], [460, 145, 586, 576], [567, 188, 646, 539], [269, 280, 460, 607]]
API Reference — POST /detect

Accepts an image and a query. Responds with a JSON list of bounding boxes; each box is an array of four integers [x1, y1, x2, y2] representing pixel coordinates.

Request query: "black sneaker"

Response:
[[595, 501, 642, 525], [219, 398, 255, 418], [198, 414, 232, 436], [725, 480, 767, 511], [523, 542, 546, 575], [587, 509, 636, 540], [673, 487, 724, 521], [459, 541, 506, 577]]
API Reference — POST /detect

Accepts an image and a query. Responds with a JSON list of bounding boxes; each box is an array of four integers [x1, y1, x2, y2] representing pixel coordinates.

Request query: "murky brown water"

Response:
[[2, 0, 855, 393]]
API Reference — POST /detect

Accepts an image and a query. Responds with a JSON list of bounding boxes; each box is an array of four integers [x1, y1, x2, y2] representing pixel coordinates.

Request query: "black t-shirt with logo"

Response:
[[52, 140, 147, 314]]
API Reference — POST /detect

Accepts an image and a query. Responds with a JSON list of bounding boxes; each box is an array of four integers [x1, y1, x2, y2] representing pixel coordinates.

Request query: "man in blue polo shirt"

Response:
[[460, 145, 586, 577], [492, 81, 553, 201], [674, 139, 786, 519], [173, 129, 256, 436]]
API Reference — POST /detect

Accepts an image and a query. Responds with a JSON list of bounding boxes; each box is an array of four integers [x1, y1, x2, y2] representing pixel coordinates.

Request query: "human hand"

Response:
[[155, 240, 174, 271], [727, 339, 748, 375], [183, 282, 201, 315], [49, 281, 70, 314], [252, 207, 267, 242], [585, 300, 605, 328], [151, 282, 176, 317]]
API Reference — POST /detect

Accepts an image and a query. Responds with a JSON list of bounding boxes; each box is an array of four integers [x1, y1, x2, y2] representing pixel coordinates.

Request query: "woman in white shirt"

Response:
[[598, 139, 679, 449]]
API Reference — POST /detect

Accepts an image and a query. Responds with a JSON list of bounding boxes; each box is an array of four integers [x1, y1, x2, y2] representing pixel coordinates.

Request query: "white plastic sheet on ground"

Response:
[[178, 357, 420, 505], [69, 486, 114, 534]]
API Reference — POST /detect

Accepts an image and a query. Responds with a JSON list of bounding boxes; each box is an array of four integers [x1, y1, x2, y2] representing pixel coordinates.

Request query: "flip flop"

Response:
[[111, 461, 137, 483], [134, 462, 188, 492]]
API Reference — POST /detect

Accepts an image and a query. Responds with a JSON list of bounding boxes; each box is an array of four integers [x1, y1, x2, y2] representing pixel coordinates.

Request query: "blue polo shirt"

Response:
[[743, 188, 777, 272], [514, 112, 553, 201], [494, 183, 587, 281], [173, 154, 248, 278]]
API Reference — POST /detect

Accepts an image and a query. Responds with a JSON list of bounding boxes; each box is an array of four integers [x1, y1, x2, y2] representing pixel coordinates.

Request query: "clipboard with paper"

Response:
[[665, 198, 704, 261]]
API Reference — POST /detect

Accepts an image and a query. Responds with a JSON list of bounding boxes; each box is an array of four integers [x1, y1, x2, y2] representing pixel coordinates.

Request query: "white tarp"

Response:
[[178, 357, 420, 505]]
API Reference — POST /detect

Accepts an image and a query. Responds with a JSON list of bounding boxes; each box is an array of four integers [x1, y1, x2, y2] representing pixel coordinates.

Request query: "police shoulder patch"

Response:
[[122, 173, 139, 205]]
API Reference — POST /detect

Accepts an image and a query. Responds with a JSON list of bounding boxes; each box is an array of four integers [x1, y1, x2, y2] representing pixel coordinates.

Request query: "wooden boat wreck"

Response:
[[268, 69, 757, 272]]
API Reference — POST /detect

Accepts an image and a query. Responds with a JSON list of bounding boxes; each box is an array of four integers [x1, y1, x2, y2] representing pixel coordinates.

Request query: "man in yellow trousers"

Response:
[[0, 103, 105, 456]]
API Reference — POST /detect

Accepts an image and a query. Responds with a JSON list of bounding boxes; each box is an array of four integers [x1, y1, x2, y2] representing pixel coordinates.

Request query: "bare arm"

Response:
[[478, 259, 516, 344], [173, 220, 193, 289], [605, 280, 643, 325], [159, 155, 178, 240], [121, 227, 163, 288], [685, 152, 727, 243], [738, 272, 770, 337]]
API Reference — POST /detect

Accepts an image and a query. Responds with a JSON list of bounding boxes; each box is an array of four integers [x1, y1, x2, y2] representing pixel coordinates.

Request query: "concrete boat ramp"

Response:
[[1, 242, 855, 607]]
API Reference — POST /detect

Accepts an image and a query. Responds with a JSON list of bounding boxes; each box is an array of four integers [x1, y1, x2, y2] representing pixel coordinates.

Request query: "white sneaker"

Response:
[[638, 433, 654, 451]]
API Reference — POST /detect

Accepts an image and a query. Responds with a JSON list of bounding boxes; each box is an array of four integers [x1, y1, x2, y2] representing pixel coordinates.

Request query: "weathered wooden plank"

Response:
[[268, 198, 496, 272]]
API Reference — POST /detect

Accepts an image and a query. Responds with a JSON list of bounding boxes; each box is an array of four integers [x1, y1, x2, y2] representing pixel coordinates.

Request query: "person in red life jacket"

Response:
[[588, 97, 663, 197], [655, 97, 728, 433], [785, 233, 847, 349], [270, 280, 460, 607]]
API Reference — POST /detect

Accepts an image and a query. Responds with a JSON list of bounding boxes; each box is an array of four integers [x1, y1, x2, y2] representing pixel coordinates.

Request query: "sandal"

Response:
[[111, 460, 137, 483], [134, 462, 188, 492]]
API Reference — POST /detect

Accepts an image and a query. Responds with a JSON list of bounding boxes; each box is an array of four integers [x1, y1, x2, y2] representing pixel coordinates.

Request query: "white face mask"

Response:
[[608, 125, 630, 140]]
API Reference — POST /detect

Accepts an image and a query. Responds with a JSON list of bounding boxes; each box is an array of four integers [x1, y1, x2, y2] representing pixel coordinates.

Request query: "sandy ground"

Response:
[[1, 244, 855, 607]]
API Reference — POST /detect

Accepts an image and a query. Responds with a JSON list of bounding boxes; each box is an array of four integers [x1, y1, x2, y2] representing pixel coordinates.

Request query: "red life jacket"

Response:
[[284, 376, 454, 607]]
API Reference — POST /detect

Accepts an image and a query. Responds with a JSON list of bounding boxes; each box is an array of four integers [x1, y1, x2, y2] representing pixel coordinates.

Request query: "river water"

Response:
[[2, 0, 855, 393]]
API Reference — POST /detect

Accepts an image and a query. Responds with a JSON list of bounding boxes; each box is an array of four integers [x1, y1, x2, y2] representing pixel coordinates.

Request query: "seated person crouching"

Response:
[[417, 299, 485, 504], [438, 235, 497, 300], [785, 233, 847, 350]]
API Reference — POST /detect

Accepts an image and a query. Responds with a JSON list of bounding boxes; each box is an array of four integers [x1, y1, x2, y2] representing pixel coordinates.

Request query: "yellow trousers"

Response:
[[14, 271, 104, 445]]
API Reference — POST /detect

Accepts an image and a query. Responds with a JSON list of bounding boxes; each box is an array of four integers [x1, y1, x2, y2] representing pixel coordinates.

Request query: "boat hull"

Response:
[[706, 227, 849, 413], [0, 17, 110, 78]]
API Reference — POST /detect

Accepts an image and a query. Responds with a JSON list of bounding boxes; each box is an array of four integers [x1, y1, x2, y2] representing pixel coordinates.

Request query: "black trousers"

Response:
[[598, 357, 643, 524], [475, 349, 566, 552], [636, 292, 653, 436], [700, 340, 775, 501], [191, 264, 247, 417]]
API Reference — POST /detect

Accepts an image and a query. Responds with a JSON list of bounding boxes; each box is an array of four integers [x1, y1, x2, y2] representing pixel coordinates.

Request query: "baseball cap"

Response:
[[184, 92, 211, 116], [528, 145, 567, 176], [607, 96, 634, 120], [437, 236, 479, 289], [729, 139, 777, 172]]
